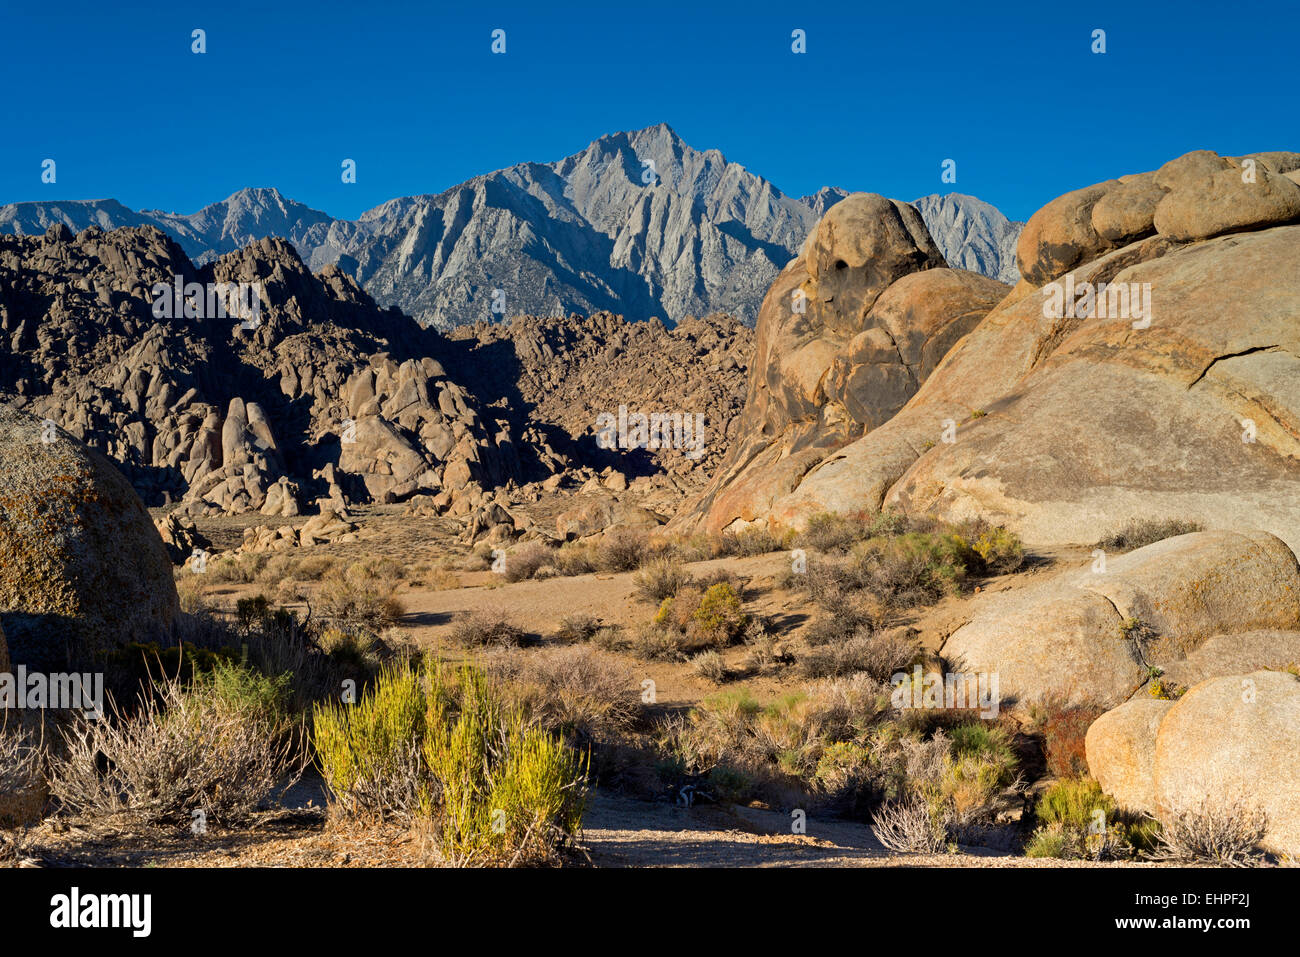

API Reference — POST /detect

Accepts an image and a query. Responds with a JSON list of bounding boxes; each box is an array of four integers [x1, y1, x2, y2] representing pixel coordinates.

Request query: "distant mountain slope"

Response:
[[912, 193, 1023, 284], [0, 127, 1021, 327]]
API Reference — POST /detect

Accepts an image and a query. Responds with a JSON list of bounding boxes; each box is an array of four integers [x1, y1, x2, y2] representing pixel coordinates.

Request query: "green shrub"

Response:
[[971, 527, 1025, 574], [314, 661, 588, 865], [312, 663, 428, 819]]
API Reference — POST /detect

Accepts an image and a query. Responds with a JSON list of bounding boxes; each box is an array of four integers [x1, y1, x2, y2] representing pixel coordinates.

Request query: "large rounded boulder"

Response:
[[0, 407, 178, 668], [1154, 671, 1300, 858]]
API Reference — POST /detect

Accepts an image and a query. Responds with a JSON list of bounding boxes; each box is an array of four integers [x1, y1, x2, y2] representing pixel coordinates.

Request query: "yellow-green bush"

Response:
[[312, 664, 427, 818], [313, 660, 588, 865]]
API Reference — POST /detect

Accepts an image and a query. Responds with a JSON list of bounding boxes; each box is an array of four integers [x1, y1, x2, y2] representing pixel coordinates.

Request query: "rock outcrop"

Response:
[[688, 149, 1300, 553], [941, 530, 1300, 707], [0, 408, 178, 668], [0, 224, 544, 517], [447, 311, 752, 484], [678, 193, 1010, 534]]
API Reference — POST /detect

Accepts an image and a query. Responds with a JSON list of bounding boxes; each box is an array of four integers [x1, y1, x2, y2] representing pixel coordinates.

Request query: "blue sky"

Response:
[[1, 0, 1293, 222]]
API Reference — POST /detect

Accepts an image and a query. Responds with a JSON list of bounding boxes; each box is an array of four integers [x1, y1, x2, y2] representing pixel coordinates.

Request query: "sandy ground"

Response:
[[87, 501, 1120, 869]]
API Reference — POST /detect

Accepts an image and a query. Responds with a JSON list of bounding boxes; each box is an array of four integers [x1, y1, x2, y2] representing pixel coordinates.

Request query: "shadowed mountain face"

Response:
[[0, 127, 1019, 330]]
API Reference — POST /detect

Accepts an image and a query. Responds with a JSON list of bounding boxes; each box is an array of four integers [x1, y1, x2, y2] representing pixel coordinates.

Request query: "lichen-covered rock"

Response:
[[0, 408, 177, 668]]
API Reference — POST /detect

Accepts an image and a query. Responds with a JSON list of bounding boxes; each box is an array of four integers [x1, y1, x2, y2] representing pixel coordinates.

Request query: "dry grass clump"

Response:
[[485, 645, 640, 742], [450, 612, 528, 648], [0, 718, 46, 829], [633, 558, 693, 603], [712, 525, 790, 558], [317, 561, 406, 633], [797, 511, 879, 553], [690, 650, 729, 684], [552, 615, 603, 644], [551, 542, 599, 576], [1095, 518, 1204, 552], [501, 542, 555, 583], [203, 552, 270, 584], [1148, 796, 1267, 866], [49, 662, 304, 828], [796, 629, 918, 681]]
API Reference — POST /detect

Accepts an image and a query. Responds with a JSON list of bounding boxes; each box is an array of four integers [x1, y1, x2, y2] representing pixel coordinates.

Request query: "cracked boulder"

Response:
[[941, 530, 1300, 707]]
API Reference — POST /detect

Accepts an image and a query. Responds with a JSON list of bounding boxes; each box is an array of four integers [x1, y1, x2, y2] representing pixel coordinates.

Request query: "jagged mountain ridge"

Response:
[[0, 126, 1022, 327]]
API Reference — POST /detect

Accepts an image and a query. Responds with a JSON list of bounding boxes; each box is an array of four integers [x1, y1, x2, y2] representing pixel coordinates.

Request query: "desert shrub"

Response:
[[595, 531, 650, 572], [801, 598, 886, 647], [552, 543, 598, 576], [694, 566, 746, 598], [312, 663, 428, 820], [450, 612, 528, 648], [422, 666, 587, 866], [632, 623, 691, 661], [1149, 797, 1267, 866], [798, 512, 874, 553], [1025, 777, 1139, 860], [552, 615, 602, 644], [800, 530, 977, 611], [851, 532, 976, 607], [650, 583, 749, 653], [971, 526, 1025, 574], [318, 562, 406, 633], [0, 720, 45, 828], [1095, 519, 1203, 552], [317, 626, 384, 676], [50, 662, 303, 826], [502, 543, 553, 583], [691, 650, 728, 684], [1032, 697, 1106, 779], [714, 525, 787, 557], [871, 795, 952, 854], [668, 534, 713, 563], [175, 575, 209, 615], [208, 551, 271, 584], [633, 558, 692, 603], [691, 583, 749, 646], [797, 630, 917, 681], [292, 554, 339, 581], [485, 645, 640, 742]]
